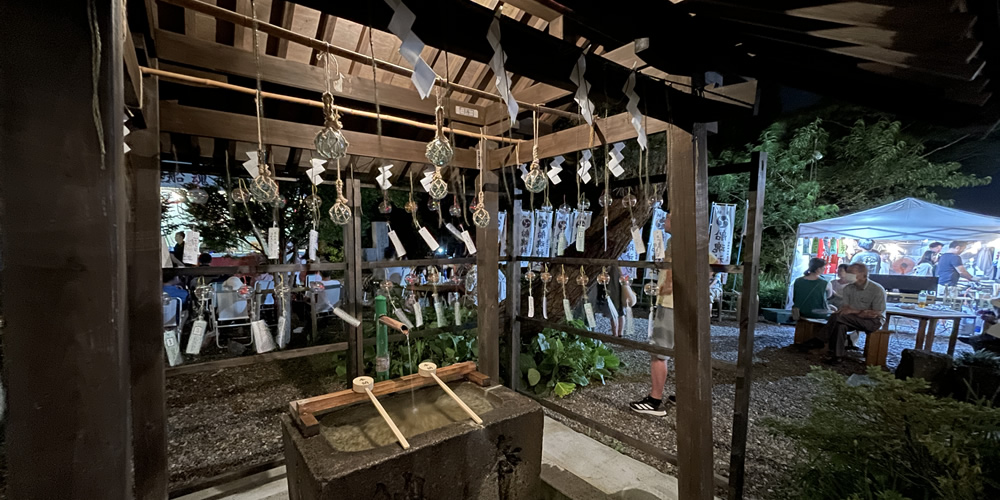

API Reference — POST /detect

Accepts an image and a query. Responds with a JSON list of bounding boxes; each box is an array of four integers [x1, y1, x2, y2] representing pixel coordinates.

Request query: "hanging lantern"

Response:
[[187, 187, 209, 205], [328, 179, 352, 225], [315, 92, 349, 160]]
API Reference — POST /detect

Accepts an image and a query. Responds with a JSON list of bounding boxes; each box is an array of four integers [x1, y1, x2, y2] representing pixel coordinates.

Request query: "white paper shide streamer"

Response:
[[623, 71, 647, 150], [569, 55, 595, 125], [384, 0, 438, 99], [486, 15, 519, 127]]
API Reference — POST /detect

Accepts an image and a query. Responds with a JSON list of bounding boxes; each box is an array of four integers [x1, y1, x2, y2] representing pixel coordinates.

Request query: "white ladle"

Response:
[[418, 362, 483, 424], [352, 376, 410, 449]]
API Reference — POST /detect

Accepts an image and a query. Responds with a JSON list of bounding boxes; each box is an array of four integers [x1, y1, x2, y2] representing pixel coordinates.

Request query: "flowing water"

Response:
[[406, 337, 416, 411], [320, 382, 494, 452]]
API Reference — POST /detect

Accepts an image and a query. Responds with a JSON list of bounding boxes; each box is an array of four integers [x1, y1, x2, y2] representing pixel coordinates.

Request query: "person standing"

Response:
[[913, 251, 937, 276], [170, 231, 186, 267], [798, 263, 886, 363], [937, 241, 979, 287], [850, 239, 881, 275]]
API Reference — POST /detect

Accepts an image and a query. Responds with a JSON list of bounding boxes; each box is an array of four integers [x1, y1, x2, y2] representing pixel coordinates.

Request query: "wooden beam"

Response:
[[476, 168, 501, 383], [159, 102, 478, 167], [265, 0, 295, 58], [124, 28, 143, 109], [155, 29, 487, 124], [1, 1, 130, 498], [786, 2, 976, 33], [727, 152, 766, 500], [128, 67, 168, 500], [668, 121, 714, 500], [491, 112, 669, 168], [502, 0, 562, 21], [343, 179, 365, 378]]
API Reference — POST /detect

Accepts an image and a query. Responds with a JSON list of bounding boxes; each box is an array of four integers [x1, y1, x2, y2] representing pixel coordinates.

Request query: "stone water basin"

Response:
[[282, 381, 542, 499]]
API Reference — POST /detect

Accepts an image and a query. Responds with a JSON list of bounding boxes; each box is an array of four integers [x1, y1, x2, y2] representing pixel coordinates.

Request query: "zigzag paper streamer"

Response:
[[623, 71, 647, 150], [306, 158, 325, 185], [243, 151, 260, 178], [608, 142, 626, 178], [577, 150, 593, 183], [486, 15, 519, 128], [548, 155, 564, 184], [569, 55, 595, 125], [384, 0, 438, 99], [375, 163, 394, 190]]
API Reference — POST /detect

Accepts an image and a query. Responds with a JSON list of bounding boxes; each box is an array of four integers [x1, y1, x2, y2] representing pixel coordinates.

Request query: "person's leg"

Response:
[[651, 357, 668, 400]]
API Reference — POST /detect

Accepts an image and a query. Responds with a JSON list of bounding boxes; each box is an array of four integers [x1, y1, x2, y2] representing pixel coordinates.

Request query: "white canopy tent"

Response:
[[797, 198, 1000, 242]]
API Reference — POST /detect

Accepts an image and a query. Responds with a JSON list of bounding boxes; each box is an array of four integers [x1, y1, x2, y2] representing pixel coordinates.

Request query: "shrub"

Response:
[[954, 350, 1000, 371], [758, 272, 790, 309], [519, 321, 621, 398], [766, 367, 1000, 500]]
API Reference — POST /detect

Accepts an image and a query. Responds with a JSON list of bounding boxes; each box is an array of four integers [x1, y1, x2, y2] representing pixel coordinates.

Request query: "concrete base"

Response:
[[542, 417, 685, 500], [282, 384, 543, 500]]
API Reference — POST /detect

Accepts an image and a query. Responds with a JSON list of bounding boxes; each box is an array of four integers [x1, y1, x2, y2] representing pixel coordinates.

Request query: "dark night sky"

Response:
[[716, 86, 1000, 217]]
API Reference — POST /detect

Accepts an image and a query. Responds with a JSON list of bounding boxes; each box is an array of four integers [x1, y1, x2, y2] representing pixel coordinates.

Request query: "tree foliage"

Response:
[[710, 106, 991, 282]]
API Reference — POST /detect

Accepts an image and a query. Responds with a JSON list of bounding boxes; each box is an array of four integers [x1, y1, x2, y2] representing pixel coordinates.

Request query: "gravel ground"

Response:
[[542, 314, 975, 500], [166, 353, 347, 490], [164, 312, 976, 495]]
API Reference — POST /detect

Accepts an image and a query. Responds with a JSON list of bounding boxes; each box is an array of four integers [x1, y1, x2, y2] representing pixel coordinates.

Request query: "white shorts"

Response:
[[650, 306, 674, 359]]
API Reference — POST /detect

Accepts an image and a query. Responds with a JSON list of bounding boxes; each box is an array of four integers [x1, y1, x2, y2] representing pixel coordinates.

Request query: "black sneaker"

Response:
[[630, 395, 667, 416]]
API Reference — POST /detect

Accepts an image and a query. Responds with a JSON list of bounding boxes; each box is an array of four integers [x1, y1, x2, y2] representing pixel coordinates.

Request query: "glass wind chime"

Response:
[[244, 3, 279, 205], [472, 136, 490, 228], [523, 110, 548, 194], [577, 266, 596, 328], [314, 70, 351, 224], [426, 92, 453, 200], [539, 265, 551, 319], [557, 265, 572, 321]]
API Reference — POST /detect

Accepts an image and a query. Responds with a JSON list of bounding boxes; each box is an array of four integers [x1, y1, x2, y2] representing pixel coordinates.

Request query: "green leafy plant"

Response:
[[519, 320, 621, 398], [766, 367, 1000, 500], [954, 350, 1000, 371]]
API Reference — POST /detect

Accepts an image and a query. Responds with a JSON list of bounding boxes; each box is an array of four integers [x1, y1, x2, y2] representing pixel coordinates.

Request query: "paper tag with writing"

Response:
[[277, 314, 289, 349], [182, 231, 201, 265], [252, 320, 276, 353], [606, 296, 619, 331], [631, 227, 646, 255], [454, 301, 461, 326], [542, 295, 548, 319], [563, 298, 574, 322], [333, 306, 362, 327], [388, 229, 407, 257], [528, 296, 535, 318], [414, 304, 424, 327], [584, 302, 597, 328], [267, 227, 280, 259], [434, 298, 445, 328], [308, 229, 318, 261], [164, 330, 183, 367], [418, 226, 439, 251], [394, 308, 414, 329], [625, 306, 634, 334], [186, 319, 207, 355], [445, 222, 464, 240], [648, 309, 656, 339], [653, 231, 665, 259], [575, 224, 586, 252], [557, 232, 567, 256], [461, 230, 477, 255]]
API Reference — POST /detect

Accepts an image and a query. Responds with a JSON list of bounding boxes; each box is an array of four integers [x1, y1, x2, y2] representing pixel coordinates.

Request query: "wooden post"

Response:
[[129, 65, 169, 500], [505, 188, 523, 392], [476, 168, 501, 382], [668, 122, 715, 500], [344, 178, 365, 378], [728, 151, 767, 500], [0, 1, 130, 498]]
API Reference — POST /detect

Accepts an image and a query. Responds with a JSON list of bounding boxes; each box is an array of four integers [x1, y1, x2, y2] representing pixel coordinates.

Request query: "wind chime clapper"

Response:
[[418, 362, 483, 425], [351, 376, 410, 450]]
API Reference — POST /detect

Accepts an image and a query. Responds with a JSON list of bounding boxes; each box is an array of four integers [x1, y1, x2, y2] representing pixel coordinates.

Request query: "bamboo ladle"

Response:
[[352, 376, 410, 449], [418, 362, 483, 424]]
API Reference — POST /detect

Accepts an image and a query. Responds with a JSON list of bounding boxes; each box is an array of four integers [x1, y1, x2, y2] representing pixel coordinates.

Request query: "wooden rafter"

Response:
[[265, 0, 295, 58]]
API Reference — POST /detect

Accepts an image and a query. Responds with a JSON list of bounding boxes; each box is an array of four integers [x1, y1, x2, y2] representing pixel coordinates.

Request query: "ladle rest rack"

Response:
[[289, 361, 491, 437]]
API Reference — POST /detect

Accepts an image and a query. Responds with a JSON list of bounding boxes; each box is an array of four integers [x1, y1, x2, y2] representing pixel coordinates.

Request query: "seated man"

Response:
[[798, 263, 886, 362]]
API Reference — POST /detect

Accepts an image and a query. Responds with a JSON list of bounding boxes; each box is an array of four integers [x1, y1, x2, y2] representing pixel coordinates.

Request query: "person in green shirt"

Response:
[[792, 258, 834, 319]]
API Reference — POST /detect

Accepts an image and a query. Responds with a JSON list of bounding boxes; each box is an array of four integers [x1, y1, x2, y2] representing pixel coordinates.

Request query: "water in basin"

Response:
[[319, 382, 495, 452]]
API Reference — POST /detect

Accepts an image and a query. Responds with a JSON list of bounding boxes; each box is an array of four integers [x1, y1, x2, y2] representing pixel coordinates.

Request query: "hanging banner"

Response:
[[709, 203, 737, 284], [531, 209, 554, 269]]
